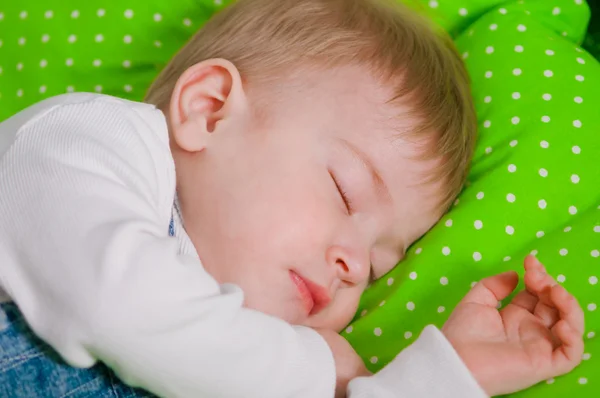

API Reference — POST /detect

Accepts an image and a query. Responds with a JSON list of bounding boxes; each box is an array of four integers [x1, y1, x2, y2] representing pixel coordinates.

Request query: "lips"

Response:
[[289, 270, 331, 316]]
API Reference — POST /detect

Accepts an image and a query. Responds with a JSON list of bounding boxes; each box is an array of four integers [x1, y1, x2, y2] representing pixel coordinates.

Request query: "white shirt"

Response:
[[0, 93, 487, 398]]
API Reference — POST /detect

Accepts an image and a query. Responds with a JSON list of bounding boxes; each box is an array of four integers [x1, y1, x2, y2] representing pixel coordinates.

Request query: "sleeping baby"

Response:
[[0, 0, 584, 397]]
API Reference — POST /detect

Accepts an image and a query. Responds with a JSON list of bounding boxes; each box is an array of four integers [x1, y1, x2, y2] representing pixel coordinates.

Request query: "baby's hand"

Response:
[[442, 256, 585, 396]]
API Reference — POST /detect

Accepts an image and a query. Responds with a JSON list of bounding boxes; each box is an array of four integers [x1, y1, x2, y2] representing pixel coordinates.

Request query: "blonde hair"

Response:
[[145, 0, 476, 213]]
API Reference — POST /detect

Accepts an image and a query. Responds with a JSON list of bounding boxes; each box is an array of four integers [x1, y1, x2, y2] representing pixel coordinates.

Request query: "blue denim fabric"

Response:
[[0, 302, 156, 398]]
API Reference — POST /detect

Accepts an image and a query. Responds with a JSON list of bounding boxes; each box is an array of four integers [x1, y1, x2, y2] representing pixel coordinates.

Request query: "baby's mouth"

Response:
[[289, 270, 331, 316]]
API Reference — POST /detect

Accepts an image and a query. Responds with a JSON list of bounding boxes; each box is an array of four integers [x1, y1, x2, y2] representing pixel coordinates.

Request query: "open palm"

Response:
[[442, 256, 585, 396]]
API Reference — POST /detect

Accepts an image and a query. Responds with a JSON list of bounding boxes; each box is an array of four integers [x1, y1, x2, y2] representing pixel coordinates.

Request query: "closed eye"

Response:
[[329, 171, 353, 214]]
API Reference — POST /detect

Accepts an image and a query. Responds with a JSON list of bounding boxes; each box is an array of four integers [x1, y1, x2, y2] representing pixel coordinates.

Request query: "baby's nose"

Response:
[[326, 245, 370, 286]]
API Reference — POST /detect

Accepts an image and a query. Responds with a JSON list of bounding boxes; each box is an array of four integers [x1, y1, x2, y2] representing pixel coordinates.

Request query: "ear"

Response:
[[168, 58, 247, 153]]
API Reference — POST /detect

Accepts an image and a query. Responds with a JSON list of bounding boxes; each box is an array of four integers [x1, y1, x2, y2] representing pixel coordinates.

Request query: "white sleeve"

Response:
[[348, 325, 488, 398], [0, 98, 335, 398]]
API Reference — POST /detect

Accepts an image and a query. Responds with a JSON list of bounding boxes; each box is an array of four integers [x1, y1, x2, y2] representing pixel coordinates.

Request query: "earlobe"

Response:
[[168, 58, 246, 153]]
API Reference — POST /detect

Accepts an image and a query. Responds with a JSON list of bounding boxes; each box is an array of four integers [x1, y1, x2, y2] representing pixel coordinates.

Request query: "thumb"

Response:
[[462, 271, 519, 308]]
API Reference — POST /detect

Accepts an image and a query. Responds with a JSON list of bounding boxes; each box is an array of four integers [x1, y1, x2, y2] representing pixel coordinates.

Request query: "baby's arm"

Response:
[[0, 96, 336, 398]]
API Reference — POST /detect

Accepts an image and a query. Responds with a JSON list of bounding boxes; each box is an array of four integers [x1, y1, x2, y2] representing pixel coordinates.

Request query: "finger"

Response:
[[534, 301, 560, 330], [524, 256, 556, 306], [550, 320, 584, 375], [463, 271, 519, 307], [511, 290, 538, 312], [550, 283, 585, 336]]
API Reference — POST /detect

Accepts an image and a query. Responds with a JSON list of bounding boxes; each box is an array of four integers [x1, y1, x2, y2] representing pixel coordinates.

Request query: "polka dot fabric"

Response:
[[1, 0, 599, 396], [347, 1, 600, 397]]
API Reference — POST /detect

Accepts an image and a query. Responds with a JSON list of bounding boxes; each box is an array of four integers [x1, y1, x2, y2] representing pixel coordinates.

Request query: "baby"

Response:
[[0, 0, 584, 397]]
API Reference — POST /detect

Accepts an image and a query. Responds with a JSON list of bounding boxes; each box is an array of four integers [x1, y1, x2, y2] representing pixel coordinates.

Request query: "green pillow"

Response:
[[1, 1, 598, 397]]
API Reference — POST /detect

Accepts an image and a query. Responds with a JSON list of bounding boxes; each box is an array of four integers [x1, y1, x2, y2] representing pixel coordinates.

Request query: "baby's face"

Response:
[[174, 65, 443, 332]]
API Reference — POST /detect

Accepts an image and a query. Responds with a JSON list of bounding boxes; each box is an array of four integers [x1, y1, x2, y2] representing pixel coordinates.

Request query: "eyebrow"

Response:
[[338, 138, 392, 204]]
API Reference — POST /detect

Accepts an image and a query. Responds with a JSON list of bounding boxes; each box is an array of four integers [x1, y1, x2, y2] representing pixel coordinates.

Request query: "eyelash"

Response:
[[330, 172, 353, 214]]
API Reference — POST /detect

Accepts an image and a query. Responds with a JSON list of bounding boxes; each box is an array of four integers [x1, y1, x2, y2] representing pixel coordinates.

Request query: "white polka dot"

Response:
[[154, 40, 162, 48], [511, 117, 520, 125], [512, 92, 521, 100], [458, 8, 468, 16], [45, 10, 54, 19], [539, 199, 547, 209], [95, 34, 104, 43], [489, 23, 498, 30], [94, 85, 102, 93], [540, 140, 549, 148], [579, 377, 588, 385], [543, 93, 552, 101], [485, 71, 493, 78], [485, 146, 493, 154], [484, 96, 492, 103], [515, 45, 524, 52], [93, 59, 102, 67], [499, 8, 507, 14], [437, 306, 445, 313], [18, 37, 26, 46], [71, 10, 80, 19], [508, 164, 517, 173], [547, 378, 555, 384], [429, 0, 439, 8], [415, 247, 422, 254], [41, 34, 50, 43], [68, 35, 77, 43], [154, 13, 163, 22], [592, 250, 600, 258], [544, 70, 553, 77], [588, 303, 597, 311], [503, 256, 511, 262], [583, 353, 591, 360], [0, 12, 4, 20], [16, 63, 23, 71], [483, 120, 491, 128], [361, 309, 368, 316], [445, 219, 453, 227], [473, 252, 482, 261], [39, 59, 47, 68], [536, 231, 545, 238], [576, 75, 584, 81], [552, 7, 561, 15], [571, 174, 580, 184], [562, 31, 568, 37], [575, 0, 583, 4], [507, 193, 516, 202], [541, 115, 550, 123], [387, 277, 394, 286], [183, 18, 192, 26], [345, 326, 353, 333], [404, 331, 413, 339], [123, 60, 131, 68], [124, 10, 134, 19], [486, 46, 494, 54], [39, 85, 47, 94], [374, 327, 382, 336], [573, 120, 582, 128], [531, 249, 538, 256], [506, 225, 515, 235], [406, 302, 415, 311], [65, 58, 74, 67], [476, 191, 484, 200], [517, 24, 527, 32], [572, 145, 581, 154], [16, 89, 24, 97], [66, 86, 75, 93], [563, 226, 572, 233], [20, 11, 28, 19], [589, 331, 596, 339], [370, 356, 378, 364], [124, 84, 133, 93], [442, 247, 451, 256], [462, 52, 469, 60], [513, 68, 522, 76], [546, 49, 555, 56], [97, 9, 106, 17], [594, 226, 600, 233], [569, 206, 578, 215], [574, 96, 583, 103], [590, 276, 598, 285], [474, 220, 483, 230], [440, 276, 448, 285], [557, 274, 566, 283], [539, 168, 548, 178], [124, 35, 132, 44], [560, 248, 568, 256], [409, 272, 417, 280], [577, 57, 585, 64]]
